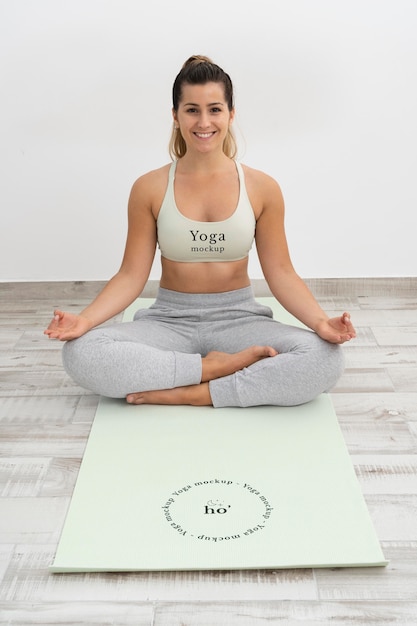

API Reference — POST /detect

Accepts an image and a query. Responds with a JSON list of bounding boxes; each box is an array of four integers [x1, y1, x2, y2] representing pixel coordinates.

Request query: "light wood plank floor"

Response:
[[1, 279, 416, 626]]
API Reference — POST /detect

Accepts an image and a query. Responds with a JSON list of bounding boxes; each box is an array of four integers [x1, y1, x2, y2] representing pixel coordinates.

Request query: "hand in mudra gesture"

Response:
[[44, 310, 92, 341], [316, 312, 356, 344]]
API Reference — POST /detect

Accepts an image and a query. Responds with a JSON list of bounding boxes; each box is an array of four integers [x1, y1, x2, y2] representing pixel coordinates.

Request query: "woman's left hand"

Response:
[[316, 312, 356, 344]]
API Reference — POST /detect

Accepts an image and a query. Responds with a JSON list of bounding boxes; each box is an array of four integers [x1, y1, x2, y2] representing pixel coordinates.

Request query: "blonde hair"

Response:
[[169, 55, 237, 160]]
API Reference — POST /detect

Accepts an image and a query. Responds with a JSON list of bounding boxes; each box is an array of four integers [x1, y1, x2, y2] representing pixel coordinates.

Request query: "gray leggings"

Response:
[[62, 287, 344, 407]]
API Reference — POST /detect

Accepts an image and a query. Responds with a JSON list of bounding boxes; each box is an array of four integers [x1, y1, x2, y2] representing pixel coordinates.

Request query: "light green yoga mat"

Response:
[[50, 298, 387, 572]]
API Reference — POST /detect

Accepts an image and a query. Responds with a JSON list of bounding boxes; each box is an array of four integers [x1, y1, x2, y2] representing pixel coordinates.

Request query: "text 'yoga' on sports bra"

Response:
[[156, 160, 256, 263]]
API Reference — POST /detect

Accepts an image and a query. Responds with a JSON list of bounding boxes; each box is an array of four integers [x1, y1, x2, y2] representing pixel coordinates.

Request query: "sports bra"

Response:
[[156, 160, 256, 263]]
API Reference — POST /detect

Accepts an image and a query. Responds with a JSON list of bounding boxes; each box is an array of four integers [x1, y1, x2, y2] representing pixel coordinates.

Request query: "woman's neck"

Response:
[[177, 150, 234, 174]]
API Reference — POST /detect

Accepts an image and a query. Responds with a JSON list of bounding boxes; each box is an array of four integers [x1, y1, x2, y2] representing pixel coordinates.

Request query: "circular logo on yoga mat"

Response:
[[161, 479, 274, 543]]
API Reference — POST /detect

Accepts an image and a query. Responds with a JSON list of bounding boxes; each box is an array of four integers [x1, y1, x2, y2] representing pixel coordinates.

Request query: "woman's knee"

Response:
[[62, 334, 91, 379], [317, 339, 345, 390], [61, 330, 108, 390], [290, 333, 345, 397]]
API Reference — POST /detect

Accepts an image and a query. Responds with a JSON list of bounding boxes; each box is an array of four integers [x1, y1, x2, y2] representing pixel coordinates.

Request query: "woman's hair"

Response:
[[169, 55, 237, 160]]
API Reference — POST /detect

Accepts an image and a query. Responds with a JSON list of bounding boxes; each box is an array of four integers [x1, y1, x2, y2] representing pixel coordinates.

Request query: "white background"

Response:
[[1, 0, 416, 282]]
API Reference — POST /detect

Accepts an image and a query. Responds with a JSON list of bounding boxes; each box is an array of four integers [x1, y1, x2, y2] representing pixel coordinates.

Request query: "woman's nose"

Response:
[[197, 112, 210, 128]]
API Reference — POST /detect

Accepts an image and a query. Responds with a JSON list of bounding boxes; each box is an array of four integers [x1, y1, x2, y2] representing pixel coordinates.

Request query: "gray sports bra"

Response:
[[157, 161, 256, 262]]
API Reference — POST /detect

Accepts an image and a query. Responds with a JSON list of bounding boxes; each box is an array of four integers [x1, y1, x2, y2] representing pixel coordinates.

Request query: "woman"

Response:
[[45, 55, 355, 407]]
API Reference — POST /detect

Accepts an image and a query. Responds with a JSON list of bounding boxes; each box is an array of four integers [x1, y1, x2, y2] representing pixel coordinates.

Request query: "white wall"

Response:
[[1, 0, 416, 282]]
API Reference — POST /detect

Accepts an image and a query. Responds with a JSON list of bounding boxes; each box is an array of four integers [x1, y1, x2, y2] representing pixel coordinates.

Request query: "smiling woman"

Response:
[[169, 55, 237, 160], [173, 82, 234, 158], [45, 54, 354, 408]]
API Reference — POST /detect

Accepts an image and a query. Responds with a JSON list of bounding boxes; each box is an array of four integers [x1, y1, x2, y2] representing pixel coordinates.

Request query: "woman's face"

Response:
[[173, 81, 235, 155]]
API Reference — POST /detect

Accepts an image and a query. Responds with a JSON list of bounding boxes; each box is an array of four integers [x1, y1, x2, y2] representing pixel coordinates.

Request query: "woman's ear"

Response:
[[172, 108, 178, 128]]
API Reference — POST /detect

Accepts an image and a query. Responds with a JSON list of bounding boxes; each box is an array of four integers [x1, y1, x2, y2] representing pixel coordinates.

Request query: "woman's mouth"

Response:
[[194, 132, 215, 139]]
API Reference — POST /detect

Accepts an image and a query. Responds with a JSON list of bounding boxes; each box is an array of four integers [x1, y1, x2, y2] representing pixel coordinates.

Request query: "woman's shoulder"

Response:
[[240, 162, 283, 202], [128, 163, 172, 214], [128, 163, 172, 204]]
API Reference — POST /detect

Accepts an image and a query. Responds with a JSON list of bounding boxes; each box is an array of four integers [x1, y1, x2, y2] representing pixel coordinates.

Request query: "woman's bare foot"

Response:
[[126, 382, 211, 406], [125, 346, 278, 406], [201, 346, 278, 382]]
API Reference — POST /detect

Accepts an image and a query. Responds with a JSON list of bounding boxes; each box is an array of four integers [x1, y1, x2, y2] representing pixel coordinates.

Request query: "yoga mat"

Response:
[[50, 298, 387, 572]]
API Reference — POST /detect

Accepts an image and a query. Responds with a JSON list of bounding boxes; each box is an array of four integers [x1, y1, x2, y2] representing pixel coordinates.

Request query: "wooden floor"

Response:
[[0, 279, 416, 625]]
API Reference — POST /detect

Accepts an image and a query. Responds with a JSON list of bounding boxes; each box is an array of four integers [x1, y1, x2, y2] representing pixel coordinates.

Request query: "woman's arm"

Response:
[[45, 174, 158, 341], [253, 172, 355, 344]]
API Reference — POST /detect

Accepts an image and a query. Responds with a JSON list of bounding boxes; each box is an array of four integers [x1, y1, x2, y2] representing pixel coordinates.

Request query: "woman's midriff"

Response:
[[159, 257, 251, 294]]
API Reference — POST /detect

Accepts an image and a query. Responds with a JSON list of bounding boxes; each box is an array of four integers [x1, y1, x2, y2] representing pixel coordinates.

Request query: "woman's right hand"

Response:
[[44, 310, 93, 341]]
